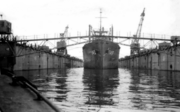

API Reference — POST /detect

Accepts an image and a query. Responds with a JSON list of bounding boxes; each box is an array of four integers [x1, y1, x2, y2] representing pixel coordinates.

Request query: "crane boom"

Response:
[[130, 8, 145, 55], [57, 26, 69, 55], [135, 8, 145, 43], [64, 26, 69, 37], [60, 26, 69, 39]]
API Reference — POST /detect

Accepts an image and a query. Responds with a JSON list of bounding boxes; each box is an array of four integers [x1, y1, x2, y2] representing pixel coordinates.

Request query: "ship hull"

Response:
[[83, 39, 120, 69]]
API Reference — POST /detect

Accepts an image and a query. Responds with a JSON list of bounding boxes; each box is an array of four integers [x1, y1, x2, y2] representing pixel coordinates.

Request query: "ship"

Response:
[[83, 25, 120, 69], [83, 10, 120, 69]]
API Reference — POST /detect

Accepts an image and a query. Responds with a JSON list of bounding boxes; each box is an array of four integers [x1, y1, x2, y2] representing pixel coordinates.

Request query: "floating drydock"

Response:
[[0, 39, 83, 71], [0, 19, 83, 71], [14, 42, 83, 70], [119, 36, 180, 71]]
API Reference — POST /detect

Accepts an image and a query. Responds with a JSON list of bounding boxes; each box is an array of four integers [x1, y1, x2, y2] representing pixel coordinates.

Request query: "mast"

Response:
[[96, 8, 106, 36], [100, 9, 102, 33]]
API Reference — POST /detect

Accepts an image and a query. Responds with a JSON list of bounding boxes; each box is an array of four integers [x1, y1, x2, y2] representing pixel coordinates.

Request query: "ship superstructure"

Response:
[[83, 10, 120, 69]]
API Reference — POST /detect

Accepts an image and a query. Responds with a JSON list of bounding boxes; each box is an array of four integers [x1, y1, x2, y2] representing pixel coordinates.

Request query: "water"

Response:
[[15, 68, 180, 112]]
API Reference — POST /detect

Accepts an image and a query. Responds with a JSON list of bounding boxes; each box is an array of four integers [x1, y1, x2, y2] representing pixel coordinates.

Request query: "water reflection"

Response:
[[128, 69, 180, 111], [15, 69, 68, 102], [14, 68, 180, 112], [44, 69, 68, 102], [83, 69, 119, 105]]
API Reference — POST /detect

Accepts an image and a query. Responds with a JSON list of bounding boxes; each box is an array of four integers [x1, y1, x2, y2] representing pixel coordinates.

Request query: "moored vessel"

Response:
[[83, 10, 120, 69], [83, 25, 120, 69]]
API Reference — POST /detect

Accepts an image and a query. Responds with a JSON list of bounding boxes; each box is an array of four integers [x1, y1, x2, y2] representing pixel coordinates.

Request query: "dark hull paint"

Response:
[[83, 39, 120, 69]]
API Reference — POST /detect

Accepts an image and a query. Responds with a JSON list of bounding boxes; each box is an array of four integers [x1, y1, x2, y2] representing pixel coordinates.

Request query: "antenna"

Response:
[[96, 8, 106, 33], [100, 9, 102, 31]]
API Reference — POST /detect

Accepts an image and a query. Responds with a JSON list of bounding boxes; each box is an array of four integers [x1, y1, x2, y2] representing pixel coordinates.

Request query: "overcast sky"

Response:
[[0, 0, 180, 59]]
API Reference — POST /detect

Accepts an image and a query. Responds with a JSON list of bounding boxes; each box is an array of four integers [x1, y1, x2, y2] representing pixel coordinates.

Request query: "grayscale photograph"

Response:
[[0, 0, 180, 112]]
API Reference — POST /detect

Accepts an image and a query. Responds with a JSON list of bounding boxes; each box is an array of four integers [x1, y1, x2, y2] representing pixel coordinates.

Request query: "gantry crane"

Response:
[[60, 26, 69, 40], [130, 8, 145, 55], [57, 26, 69, 55]]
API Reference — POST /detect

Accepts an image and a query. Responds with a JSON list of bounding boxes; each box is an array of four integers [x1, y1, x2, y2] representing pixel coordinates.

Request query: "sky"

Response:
[[0, 0, 180, 59]]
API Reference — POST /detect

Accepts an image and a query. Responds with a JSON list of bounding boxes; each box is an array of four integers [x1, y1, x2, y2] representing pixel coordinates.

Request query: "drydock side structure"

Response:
[[14, 43, 83, 70], [83, 25, 120, 69], [119, 36, 180, 71], [0, 19, 83, 72]]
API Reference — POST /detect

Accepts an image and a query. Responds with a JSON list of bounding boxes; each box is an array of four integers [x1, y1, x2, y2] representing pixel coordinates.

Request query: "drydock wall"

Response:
[[14, 44, 83, 70], [119, 44, 180, 71]]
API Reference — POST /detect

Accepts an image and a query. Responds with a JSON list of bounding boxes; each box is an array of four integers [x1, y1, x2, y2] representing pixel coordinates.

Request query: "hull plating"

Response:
[[83, 39, 120, 69]]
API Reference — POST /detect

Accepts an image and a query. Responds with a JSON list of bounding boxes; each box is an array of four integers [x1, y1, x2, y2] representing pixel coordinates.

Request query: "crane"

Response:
[[130, 8, 145, 55], [63, 26, 69, 37], [57, 26, 69, 55], [60, 26, 69, 40]]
